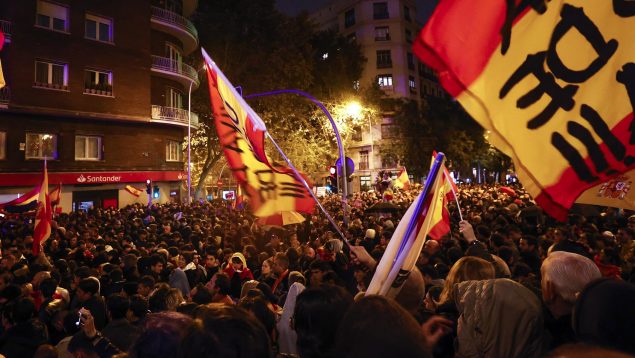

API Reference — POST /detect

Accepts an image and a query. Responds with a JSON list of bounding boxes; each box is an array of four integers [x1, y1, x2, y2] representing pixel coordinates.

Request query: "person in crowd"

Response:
[[223, 253, 254, 299], [292, 285, 353, 358], [74, 278, 107, 330], [454, 278, 544, 357], [101, 293, 140, 351], [541, 251, 601, 349], [180, 304, 271, 358]]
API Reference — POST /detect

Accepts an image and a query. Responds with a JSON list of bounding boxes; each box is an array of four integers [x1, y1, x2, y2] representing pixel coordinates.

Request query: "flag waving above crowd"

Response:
[[201, 48, 315, 217], [414, 1, 635, 220]]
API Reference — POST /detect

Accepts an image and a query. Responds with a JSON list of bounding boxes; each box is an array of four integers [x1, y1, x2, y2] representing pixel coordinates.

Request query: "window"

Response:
[[36, 0, 69, 32], [405, 29, 412, 44], [166, 43, 183, 70], [404, 6, 411, 21], [374, 26, 390, 41], [381, 153, 398, 168], [154, 0, 184, 14], [381, 124, 397, 139], [85, 14, 112, 42], [84, 69, 113, 95], [359, 151, 369, 170], [166, 87, 183, 108], [409, 76, 416, 93], [352, 126, 362, 141], [0, 131, 5, 160], [376, 50, 392, 68], [377, 74, 393, 88], [373, 2, 389, 20], [75, 135, 101, 161], [353, 80, 360, 91], [166, 140, 181, 162], [25, 133, 57, 160], [34, 60, 68, 90], [360, 175, 372, 191], [344, 9, 355, 28], [407, 52, 415, 71]]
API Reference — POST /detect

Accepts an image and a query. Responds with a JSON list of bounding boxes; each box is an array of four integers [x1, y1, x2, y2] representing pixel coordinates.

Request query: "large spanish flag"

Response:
[[393, 167, 411, 190], [201, 49, 315, 217], [415, 1, 635, 220]]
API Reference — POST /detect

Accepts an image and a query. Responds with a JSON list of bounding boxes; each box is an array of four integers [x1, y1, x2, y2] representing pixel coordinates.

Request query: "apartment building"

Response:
[[311, 0, 442, 190], [0, 0, 200, 211]]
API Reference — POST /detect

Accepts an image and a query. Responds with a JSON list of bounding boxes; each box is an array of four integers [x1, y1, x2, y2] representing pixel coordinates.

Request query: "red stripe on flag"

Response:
[[413, 0, 532, 97], [534, 111, 635, 221]]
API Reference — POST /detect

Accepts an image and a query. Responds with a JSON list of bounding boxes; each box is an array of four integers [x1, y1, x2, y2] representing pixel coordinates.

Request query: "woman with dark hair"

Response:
[[128, 311, 192, 358], [334, 295, 439, 358], [181, 303, 272, 358], [292, 285, 353, 358]]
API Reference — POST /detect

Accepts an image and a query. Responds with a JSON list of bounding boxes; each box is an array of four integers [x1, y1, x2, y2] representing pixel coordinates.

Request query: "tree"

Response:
[[188, 0, 367, 193]]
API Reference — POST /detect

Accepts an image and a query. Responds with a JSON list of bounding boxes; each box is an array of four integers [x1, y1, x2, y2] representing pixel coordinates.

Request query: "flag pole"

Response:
[[448, 183, 464, 221], [265, 132, 350, 247]]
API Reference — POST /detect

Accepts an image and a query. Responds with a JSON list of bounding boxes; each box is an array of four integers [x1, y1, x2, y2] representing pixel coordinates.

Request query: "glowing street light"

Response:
[[343, 101, 363, 120]]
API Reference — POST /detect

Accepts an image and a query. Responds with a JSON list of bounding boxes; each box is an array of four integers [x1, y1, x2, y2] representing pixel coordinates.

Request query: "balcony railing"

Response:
[[151, 6, 198, 45], [0, 20, 11, 43], [151, 105, 199, 128], [151, 55, 200, 86], [0, 86, 10, 107]]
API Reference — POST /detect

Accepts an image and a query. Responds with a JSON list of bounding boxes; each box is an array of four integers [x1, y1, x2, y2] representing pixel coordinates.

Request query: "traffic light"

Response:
[[327, 165, 338, 193], [146, 179, 152, 194], [153, 185, 160, 199]]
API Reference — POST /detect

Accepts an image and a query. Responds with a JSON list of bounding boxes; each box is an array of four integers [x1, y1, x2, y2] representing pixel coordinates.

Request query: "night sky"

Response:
[[276, 0, 438, 24]]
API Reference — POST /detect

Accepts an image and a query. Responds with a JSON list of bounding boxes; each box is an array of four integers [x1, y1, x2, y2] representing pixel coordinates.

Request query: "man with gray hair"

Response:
[[541, 250, 601, 349]]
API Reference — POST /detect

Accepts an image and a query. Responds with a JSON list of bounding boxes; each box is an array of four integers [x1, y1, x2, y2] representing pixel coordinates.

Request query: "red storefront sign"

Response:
[[0, 171, 186, 186]]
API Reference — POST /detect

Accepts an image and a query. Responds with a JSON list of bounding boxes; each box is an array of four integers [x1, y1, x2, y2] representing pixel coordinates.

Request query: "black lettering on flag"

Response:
[[223, 99, 240, 125], [552, 132, 599, 182], [254, 170, 278, 201], [580, 104, 635, 165], [566, 121, 611, 174], [613, 0, 635, 17], [219, 122, 243, 154], [547, 5, 617, 83], [500, 52, 578, 129], [616, 63, 635, 146], [501, 0, 549, 55], [279, 181, 306, 198]]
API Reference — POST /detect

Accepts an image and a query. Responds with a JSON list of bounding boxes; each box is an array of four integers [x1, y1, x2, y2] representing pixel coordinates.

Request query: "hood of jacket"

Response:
[[453, 278, 544, 358]]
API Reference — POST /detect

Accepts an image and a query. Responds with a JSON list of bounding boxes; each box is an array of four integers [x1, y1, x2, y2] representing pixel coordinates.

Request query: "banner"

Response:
[[202, 48, 315, 217], [415, 1, 635, 220], [33, 162, 52, 255], [393, 167, 411, 190], [0, 186, 40, 213], [0, 29, 4, 89], [125, 185, 143, 197]]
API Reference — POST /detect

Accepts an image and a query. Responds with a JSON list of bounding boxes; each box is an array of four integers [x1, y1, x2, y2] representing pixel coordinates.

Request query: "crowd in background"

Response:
[[0, 182, 633, 357]]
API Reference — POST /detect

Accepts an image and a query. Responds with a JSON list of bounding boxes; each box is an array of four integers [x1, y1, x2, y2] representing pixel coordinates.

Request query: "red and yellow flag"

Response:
[[428, 152, 457, 240], [393, 167, 411, 190], [124, 185, 143, 197], [415, 1, 635, 220], [33, 162, 52, 255], [0, 29, 5, 89], [201, 49, 315, 217]]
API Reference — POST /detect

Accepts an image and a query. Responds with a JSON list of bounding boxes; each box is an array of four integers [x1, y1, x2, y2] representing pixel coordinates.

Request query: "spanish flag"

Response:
[[33, 162, 52, 255], [415, 1, 635, 220], [393, 167, 411, 190], [366, 153, 446, 297], [202, 48, 315, 217], [0, 186, 40, 213], [428, 152, 458, 240], [0, 29, 4, 89]]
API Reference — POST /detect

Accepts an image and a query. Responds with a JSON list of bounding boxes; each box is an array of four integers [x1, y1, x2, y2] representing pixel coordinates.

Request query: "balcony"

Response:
[[151, 105, 199, 128], [0, 86, 9, 108], [150, 6, 198, 54], [151, 55, 200, 89], [0, 20, 11, 44]]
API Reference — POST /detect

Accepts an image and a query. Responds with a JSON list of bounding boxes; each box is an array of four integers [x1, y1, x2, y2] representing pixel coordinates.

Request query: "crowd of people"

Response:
[[0, 182, 633, 358]]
